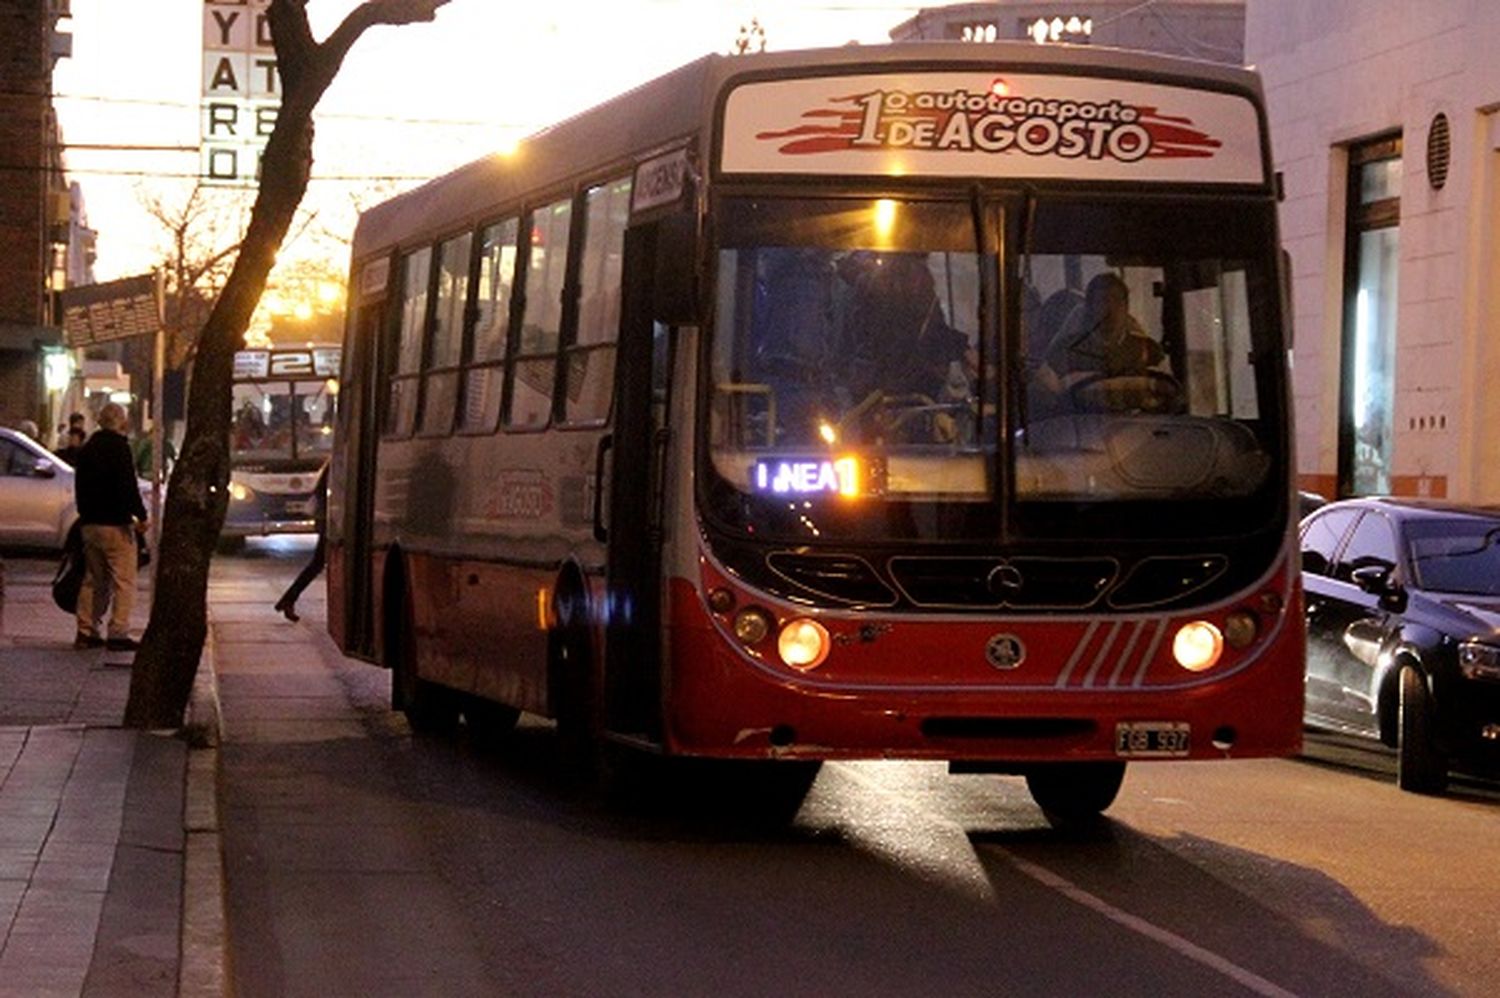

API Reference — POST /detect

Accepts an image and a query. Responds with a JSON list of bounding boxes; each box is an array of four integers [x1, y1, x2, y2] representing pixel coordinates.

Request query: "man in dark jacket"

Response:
[[73, 402, 148, 651], [55, 425, 86, 466]]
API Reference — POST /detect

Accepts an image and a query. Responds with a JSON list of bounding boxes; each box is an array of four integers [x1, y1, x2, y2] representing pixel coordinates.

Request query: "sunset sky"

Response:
[[52, 0, 926, 292]]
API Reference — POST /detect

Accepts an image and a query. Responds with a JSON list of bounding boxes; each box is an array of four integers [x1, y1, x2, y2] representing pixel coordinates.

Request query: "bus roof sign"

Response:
[[234, 347, 341, 380], [720, 71, 1265, 185]]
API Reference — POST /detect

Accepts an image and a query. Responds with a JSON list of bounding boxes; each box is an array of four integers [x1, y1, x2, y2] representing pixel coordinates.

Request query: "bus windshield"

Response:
[[231, 378, 337, 465], [710, 197, 992, 507], [1015, 197, 1279, 508], [707, 195, 1282, 542]]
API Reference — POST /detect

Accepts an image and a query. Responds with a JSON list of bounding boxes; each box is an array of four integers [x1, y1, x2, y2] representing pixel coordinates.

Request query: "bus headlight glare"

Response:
[[778, 617, 830, 671], [1173, 621, 1223, 672], [732, 607, 773, 646], [228, 482, 253, 502]]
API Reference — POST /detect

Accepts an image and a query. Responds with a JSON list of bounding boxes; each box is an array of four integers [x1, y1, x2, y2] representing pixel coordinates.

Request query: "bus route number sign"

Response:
[[632, 147, 690, 214], [233, 348, 341, 380]]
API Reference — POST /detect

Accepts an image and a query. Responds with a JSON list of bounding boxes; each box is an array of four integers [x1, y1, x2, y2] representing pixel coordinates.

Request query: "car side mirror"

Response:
[[1350, 563, 1406, 612], [1349, 563, 1392, 593], [32, 459, 56, 479]]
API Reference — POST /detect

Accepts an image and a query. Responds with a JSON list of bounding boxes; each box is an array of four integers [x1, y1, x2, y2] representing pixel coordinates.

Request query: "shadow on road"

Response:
[[973, 822, 1452, 997], [1298, 729, 1500, 804]]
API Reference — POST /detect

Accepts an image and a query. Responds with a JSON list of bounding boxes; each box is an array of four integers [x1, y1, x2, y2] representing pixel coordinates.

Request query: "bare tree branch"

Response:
[[125, 0, 453, 728]]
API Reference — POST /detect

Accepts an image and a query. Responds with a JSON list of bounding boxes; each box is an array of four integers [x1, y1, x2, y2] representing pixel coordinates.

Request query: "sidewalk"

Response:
[[0, 556, 223, 997]]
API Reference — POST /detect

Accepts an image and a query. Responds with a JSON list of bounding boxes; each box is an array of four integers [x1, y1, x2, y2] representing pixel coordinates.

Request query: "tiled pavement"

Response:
[[0, 556, 219, 997]]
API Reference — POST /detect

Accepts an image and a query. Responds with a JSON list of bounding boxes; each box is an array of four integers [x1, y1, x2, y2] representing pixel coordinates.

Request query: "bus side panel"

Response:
[[369, 421, 606, 712], [438, 555, 552, 717], [660, 576, 1304, 762]]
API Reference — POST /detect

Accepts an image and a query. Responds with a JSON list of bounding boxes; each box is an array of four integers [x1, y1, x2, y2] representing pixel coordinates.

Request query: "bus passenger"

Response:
[[844, 253, 970, 406], [752, 248, 837, 441]]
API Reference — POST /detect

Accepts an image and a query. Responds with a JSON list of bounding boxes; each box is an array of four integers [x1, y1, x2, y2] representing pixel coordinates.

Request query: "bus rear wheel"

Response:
[[463, 695, 520, 744], [1024, 761, 1126, 826], [390, 593, 459, 735]]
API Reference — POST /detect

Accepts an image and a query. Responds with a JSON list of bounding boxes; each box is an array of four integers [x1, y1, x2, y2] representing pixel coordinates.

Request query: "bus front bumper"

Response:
[[660, 577, 1304, 765]]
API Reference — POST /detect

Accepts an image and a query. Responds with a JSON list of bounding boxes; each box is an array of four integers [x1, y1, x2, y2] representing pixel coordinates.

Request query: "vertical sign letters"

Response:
[[201, 1, 279, 186]]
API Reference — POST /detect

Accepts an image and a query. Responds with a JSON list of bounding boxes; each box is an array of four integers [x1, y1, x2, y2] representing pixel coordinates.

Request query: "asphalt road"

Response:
[[207, 541, 1500, 997]]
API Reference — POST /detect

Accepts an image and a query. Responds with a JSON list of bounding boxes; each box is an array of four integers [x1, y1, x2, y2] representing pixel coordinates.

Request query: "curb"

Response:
[[180, 619, 227, 997]]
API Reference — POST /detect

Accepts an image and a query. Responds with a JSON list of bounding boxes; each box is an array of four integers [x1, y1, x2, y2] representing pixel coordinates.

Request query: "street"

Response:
[[191, 544, 1499, 996]]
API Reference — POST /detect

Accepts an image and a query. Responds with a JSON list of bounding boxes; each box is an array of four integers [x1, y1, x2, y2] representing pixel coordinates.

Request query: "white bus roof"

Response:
[[351, 42, 1266, 261]]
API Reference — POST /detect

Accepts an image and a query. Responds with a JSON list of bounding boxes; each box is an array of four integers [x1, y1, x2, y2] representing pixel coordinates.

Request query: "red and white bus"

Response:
[[328, 43, 1302, 820]]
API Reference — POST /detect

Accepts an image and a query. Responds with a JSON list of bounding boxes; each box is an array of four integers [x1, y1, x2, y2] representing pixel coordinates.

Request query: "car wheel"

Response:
[[1397, 666, 1447, 794], [1025, 761, 1126, 827]]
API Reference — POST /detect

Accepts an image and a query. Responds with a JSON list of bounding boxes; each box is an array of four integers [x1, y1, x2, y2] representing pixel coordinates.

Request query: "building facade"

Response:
[[0, 0, 75, 437], [890, 1, 1245, 65], [1247, 0, 1500, 501]]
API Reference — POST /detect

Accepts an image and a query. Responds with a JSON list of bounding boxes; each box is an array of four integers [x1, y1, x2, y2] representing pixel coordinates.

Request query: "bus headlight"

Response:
[[778, 617, 830, 671], [1223, 610, 1258, 649], [707, 587, 736, 615], [228, 481, 254, 502], [732, 607, 773, 646], [1173, 621, 1223, 672]]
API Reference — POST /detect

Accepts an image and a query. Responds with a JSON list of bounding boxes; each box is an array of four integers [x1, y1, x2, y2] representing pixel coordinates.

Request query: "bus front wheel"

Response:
[[549, 616, 597, 776], [1024, 761, 1126, 826]]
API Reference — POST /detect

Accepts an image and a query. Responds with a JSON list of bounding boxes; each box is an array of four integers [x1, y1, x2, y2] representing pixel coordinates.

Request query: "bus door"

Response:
[[600, 222, 676, 740], [338, 291, 389, 659]]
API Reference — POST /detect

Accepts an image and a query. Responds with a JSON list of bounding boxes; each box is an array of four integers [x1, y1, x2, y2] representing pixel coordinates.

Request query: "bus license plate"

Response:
[[1115, 722, 1190, 758]]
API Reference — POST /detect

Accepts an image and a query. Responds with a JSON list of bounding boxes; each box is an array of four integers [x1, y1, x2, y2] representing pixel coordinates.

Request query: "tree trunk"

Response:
[[123, 0, 450, 728]]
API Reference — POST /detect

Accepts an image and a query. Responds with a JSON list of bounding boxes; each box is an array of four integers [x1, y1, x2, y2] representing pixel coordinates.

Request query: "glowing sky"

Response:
[[52, 0, 925, 283]]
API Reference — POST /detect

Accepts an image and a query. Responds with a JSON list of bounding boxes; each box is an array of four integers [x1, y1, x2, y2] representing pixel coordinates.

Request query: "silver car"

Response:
[[0, 427, 153, 551]]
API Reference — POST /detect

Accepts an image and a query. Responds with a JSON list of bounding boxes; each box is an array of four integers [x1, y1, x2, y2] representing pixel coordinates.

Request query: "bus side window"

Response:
[[563, 175, 632, 427], [418, 230, 471, 436], [506, 196, 572, 430], [385, 245, 431, 437], [460, 217, 519, 434]]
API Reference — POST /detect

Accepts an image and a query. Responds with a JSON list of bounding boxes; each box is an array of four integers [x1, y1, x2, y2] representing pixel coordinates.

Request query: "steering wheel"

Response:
[[1066, 370, 1185, 414]]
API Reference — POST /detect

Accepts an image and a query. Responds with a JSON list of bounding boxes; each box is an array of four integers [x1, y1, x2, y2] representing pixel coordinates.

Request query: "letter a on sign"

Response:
[[210, 56, 240, 92]]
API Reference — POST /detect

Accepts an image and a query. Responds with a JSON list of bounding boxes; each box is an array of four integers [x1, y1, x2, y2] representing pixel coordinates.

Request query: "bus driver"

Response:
[[1035, 272, 1176, 412]]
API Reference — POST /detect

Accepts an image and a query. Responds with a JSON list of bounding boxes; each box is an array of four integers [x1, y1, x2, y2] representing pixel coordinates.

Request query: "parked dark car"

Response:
[[1300, 497, 1500, 793], [1298, 489, 1327, 520]]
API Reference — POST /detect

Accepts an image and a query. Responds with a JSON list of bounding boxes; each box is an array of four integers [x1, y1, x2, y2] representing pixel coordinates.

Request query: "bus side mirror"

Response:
[[653, 211, 701, 326]]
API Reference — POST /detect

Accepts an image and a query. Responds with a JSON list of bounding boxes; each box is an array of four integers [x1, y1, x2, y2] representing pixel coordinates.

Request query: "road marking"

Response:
[[1001, 851, 1300, 997], [828, 763, 1300, 998]]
